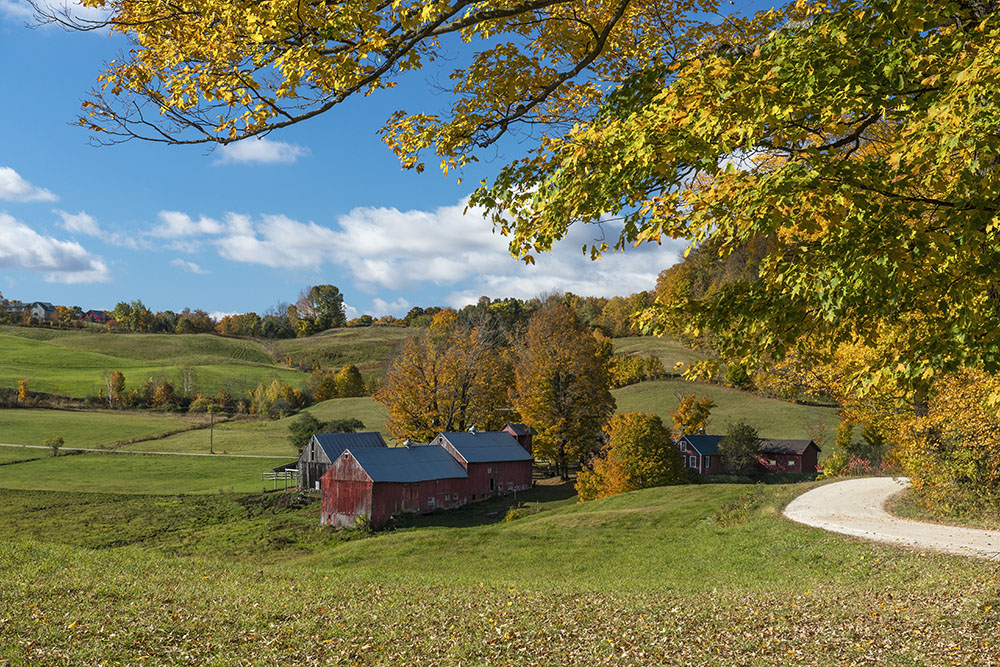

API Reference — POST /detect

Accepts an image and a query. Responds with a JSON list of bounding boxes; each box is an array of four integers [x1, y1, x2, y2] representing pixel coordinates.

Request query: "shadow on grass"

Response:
[[386, 480, 578, 531]]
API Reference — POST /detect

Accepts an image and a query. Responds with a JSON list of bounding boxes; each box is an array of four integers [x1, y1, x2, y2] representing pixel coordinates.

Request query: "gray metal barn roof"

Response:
[[313, 431, 387, 461], [759, 439, 819, 454], [678, 434, 725, 456], [345, 444, 468, 483], [504, 423, 537, 436], [434, 432, 534, 463]]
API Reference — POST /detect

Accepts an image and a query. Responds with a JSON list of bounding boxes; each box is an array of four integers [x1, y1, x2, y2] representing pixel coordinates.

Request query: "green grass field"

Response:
[[0, 482, 997, 664], [0, 446, 44, 464], [0, 408, 202, 448], [0, 452, 284, 494], [613, 379, 840, 448]]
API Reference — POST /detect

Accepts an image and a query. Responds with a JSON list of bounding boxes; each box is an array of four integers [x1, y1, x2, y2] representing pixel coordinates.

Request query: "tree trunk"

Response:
[[559, 441, 569, 481]]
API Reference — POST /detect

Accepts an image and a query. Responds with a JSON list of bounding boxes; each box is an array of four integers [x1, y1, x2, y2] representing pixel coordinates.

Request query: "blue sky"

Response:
[[0, 2, 692, 319]]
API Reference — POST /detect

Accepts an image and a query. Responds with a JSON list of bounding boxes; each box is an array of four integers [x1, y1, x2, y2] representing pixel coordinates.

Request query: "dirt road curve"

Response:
[[783, 477, 1000, 561]]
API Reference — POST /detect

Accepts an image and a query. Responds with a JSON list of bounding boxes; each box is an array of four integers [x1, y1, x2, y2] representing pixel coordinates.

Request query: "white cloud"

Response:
[[55, 209, 101, 236], [151, 211, 226, 238], [214, 138, 309, 165], [157, 196, 685, 302], [0, 167, 57, 202], [1, 0, 109, 24], [208, 311, 235, 322], [0, 212, 110, 283], [0, 0, 32, 20], [371, 297, 411, 317], [343, 303, 359, 319], [171, 258, 208, 275]]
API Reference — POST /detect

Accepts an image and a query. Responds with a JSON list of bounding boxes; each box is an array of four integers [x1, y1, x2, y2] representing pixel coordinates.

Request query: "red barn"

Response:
[[676, 435, 726, 475], [298, 431, 387, 491], [757, 439, 821, 474], [431, 431, 534, 499], [320, 444, 469, 527]]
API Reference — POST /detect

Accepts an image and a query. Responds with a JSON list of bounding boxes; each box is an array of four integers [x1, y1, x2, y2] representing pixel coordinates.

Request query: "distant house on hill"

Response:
[[28, 302, 55, 321], [501, 422, 537, 454], [82, 309, 109, 324], [297, 431, 387, 490], [320, 443, 469, 527], [677, 434, 821, 475], [757, 439, 821, 474]]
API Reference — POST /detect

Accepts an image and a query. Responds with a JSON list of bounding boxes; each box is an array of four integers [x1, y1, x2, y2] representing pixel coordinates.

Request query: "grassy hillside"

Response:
[[267, 326, 413, 375], [613, 335, 709, 370], [614, 379, 840, 447], [0, 483, 996, 664], [0, 326, 306, 397], [0, 408, 202, 448], [132, 396, 390, 456], [0, 325, 411, 399]]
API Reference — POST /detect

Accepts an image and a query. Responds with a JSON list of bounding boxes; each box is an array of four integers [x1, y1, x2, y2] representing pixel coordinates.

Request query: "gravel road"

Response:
[[783, 477, 1000, 561]]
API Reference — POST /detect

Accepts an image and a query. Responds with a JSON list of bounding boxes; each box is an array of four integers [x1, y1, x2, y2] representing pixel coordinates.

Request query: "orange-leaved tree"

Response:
[[669, 393, 714, 438], [513, 303, 614, 480], [375, 310, 513, 442], [577, 412, 686, 500]]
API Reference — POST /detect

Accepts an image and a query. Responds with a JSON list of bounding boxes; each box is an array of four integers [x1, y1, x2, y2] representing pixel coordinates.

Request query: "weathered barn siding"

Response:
[[464, 461, 532, 499], [320, 453, 372, 527]]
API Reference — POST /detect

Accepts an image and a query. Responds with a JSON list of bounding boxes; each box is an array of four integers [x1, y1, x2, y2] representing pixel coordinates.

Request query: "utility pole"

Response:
[[209, 407, 215, 454]]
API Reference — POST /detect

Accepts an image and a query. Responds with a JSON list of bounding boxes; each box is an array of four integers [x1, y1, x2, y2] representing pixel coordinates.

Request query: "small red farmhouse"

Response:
[[321, 444, 469, 527], [431, 431, 534, 498], [757, 439, 820, 474], [676, 435, 725, 475], [677, 434, 821, 475], [297, 431, 387, 490]]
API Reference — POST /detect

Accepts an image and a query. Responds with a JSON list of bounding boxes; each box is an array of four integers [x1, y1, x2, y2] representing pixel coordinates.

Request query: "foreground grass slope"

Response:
[[1, 483, 996, 664]]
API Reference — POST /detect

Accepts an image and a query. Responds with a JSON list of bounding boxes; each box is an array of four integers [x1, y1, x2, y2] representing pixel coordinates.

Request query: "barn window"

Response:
[[453, 493, 458, 500], [428, 496, 435, 508], [788, 459, 796, 466], [768, 459, 776, 466], [487, 466, 493, 473], [489, 478, 495, 492], [689, 455, 696, 468]]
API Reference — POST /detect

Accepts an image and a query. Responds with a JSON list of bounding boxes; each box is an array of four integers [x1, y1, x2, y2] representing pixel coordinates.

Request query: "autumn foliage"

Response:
[[513, 304, 615, 480], [576, 412, 686, 501], [891, 370, 1000, 515], [669, 393, 715, 439], [375, 310, 513, 443]]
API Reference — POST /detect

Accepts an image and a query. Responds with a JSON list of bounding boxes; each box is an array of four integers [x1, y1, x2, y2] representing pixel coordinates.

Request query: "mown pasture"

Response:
[[0, 482, 996, 664]]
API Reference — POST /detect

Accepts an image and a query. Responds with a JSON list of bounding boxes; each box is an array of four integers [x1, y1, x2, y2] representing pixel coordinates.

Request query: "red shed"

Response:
[[298, 431, 387, 491], [757, 439, 821, 474], [431, 431, 533, 499], [320, 444, 469, 528]]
